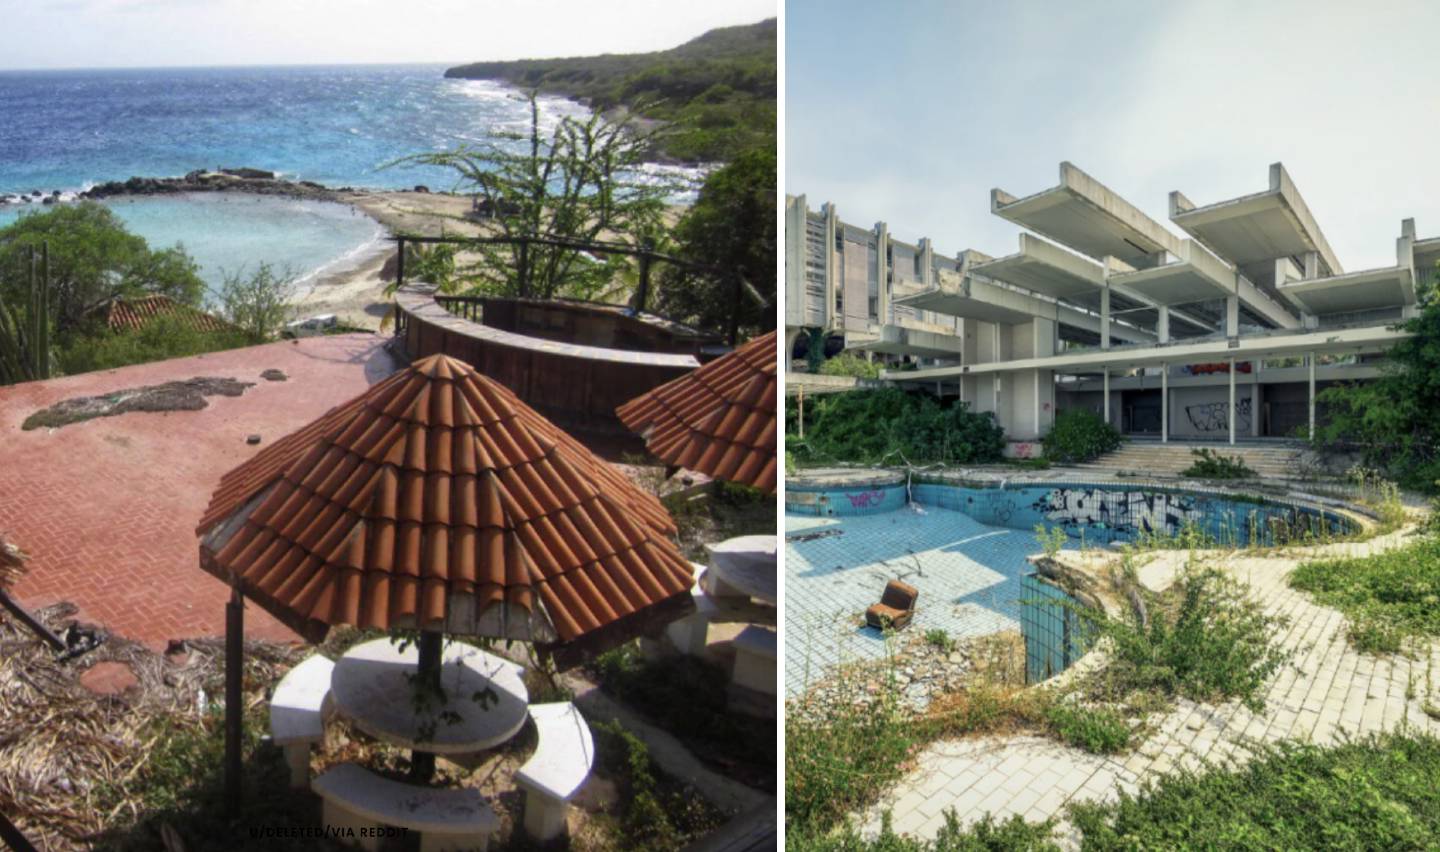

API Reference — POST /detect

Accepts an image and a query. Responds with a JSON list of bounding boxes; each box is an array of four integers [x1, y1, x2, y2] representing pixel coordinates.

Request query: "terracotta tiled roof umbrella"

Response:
[[616, 330, 777, 493], [196, 353, 696, 664], [99, 295, 233, 334]]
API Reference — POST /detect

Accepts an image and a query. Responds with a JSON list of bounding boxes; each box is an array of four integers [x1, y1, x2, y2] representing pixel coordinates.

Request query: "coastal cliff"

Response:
[[444, 19, 776, 163]]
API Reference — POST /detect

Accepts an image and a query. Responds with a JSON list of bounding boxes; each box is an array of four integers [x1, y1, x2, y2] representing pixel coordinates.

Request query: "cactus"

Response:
[[0, 243, 53, 384]]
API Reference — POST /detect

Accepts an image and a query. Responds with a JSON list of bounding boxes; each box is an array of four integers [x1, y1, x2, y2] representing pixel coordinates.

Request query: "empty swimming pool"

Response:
[[784, 473, 1356, 696]]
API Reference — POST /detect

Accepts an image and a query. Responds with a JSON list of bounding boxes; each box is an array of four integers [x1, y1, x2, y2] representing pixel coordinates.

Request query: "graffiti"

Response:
[[787, 529, 843, 544], [1184, 397, 1252, 433], [1031, 488, 1201, 536], [1184, 361, 1252, 375], [846, 490, 885, 508], [1011, 442, 1038, 459], [982, 493, 1017, 524]]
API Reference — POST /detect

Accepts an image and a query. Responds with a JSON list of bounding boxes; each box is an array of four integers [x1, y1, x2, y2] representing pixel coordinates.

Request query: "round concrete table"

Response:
[[331, 638, 529, 753]]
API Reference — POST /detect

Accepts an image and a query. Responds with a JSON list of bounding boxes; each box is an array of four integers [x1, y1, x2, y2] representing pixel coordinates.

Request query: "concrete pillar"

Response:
[[875, 221, 890, 324], [1251, 371, 1261, 438], [1228, 358, 1236, 445], [822, 203, 838, 329], [784, 195, 807, 329], [1161, 363, 1168, 443], [1157, 306, 1170, 344], [1103, 368, 1110, 425], [1225, 296, 1239, 338], [1308, 352, 1316, 441], [1100, 287, 1111, 350]]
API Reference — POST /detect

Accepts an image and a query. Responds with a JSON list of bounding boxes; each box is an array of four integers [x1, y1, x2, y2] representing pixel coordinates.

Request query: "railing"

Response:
[[391, 233, 769, 345]]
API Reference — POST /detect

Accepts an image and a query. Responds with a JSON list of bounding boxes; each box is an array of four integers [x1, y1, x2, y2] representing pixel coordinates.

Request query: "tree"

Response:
[[397, 95, 684, 301], [1315, 289, 1440, 491], [654, 146, 775, 337], [219, 263, 296, 343], [0, 203, 204, 334]]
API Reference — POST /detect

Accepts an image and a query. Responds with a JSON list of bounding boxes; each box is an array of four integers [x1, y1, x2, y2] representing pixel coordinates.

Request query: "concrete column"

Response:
[[1161, 363, 1168, 443], [822, 203, 838, 330], [875, 221, 890, 324], [1103, 368, 1110, 424], [1308, 351, 1316, 441], [1251, 370, 1261, 438], [1228, 358, 1236, 445], [784, 195, 807, 329], [1100, 287, 1112, 350], [1157, 306, 1170, 344], [1225, 296, 1239, 338]]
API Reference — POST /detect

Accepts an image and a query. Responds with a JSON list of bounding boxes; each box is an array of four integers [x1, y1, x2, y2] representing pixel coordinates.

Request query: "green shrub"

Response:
[[924, 629, 955, 653], [1044, 702, 1131, 754], [1087, 564, 1290, 712], [1041, 409, 1122, 463], [1290, 535, 1440, 653], [57, 312, 251, 376], [1181, 447, 1255, 479], [592, 719, 724, 851], [818, 351, 882, 379], [1070, 732, 1440, 850], [790, 388, 1005, 466], [789, 808, 1059, 851]]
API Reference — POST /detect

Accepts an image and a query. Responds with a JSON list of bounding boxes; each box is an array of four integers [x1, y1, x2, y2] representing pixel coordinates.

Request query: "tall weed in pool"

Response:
[[1290, 534, 1440, 653], [786, 639, 918, 838], [1087, 563, 1290, 712]]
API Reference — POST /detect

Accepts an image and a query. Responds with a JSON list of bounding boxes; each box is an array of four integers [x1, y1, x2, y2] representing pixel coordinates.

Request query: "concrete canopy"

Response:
[[970, 233, 1106, 303], [1109, 239, 1234, 306], [1171, 163, 1343, 278], [991, 162, 1181, 269], [1277, 265, 1416, 315]]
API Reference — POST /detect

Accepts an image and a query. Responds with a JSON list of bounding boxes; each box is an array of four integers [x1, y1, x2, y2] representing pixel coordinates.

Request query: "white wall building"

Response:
[[786, 162, 1432, 447]]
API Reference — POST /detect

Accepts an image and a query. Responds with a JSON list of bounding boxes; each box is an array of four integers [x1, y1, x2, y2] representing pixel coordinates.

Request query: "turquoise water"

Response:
[[0, 194, 386, 293]]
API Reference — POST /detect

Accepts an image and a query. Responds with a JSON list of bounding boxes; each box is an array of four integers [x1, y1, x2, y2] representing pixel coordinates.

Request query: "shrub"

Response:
[[1181, 447, 1255, 479], [1290, 535, 1440, 653], [1041, 409, 1121, 463], [924, 629, 955, 653], [818, 351, 882, 379], [219, 263, 297, 343], [1044, 701, 1131, 754], [792, 388, 1005, 466], [1087, 564, 1290, 712], [789, 808, 1059, 851], [56, 312, 250, 376], [592, 719, 724, 851]]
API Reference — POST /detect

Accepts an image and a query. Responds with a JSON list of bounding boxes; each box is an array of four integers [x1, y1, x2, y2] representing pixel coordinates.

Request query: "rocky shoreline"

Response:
[[0, 168, 438, 208]]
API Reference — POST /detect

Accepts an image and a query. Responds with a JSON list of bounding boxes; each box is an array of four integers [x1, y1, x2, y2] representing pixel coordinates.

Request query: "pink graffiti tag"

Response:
[[846, 490, 885, 508]]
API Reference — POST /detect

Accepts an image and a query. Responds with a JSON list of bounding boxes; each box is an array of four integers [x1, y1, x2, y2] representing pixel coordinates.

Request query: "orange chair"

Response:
[[865, 580, 919, 630]]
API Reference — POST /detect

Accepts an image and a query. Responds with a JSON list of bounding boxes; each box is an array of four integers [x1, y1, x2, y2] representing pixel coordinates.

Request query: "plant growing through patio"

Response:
[[1034, 523, 1067, 560], [1181, 447, 1255, 479], [1289, 534, 1440, 654], [923, 628, 955, 653]]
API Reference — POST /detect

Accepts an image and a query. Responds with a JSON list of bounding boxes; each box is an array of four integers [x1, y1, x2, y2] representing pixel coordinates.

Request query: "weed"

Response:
[[1181, 447, 1256, 479], [924, 628, 955, 653], [1033, 523, 1067, 560], [1044, 701, 1131, 754], [1290, 535, 1440, 654]]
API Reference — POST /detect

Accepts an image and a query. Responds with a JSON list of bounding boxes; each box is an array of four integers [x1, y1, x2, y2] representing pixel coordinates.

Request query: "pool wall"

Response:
[[786, 478, 1353, 547]]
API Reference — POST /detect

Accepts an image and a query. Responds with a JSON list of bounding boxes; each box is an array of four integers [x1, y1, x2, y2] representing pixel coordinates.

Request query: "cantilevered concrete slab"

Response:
[[991, 162, 1181, 269], [849, 324, 960, 359], [1110, 239, 1235, 306], [1277, 265, 1416, 315], [896, 270, 1154, 345], [894, 323, 1409, 380], [1171, 163, 1342, 280], [970, 233, 1106, 303]]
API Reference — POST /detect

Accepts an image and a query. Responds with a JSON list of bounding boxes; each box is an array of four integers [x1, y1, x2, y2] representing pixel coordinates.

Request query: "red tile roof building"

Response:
[[100, 295, 233, 335], [617, 331, 777, 494], [197, 354, 695, 665]]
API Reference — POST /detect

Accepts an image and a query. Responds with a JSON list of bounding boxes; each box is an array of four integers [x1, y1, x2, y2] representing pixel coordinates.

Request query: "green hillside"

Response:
[[444, 19, 776, 163]]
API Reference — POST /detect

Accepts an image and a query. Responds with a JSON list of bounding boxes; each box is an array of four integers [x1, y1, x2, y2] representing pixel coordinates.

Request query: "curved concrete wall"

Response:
[[395, 283, 699, 434]]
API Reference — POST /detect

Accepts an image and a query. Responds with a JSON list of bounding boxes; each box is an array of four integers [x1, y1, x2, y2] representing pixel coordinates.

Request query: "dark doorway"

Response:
[[1123, 388, 1163, 434]]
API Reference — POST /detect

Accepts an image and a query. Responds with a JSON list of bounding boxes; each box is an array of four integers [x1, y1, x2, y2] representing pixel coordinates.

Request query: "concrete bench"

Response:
[[729, 625, 778, 717], [269, 653, 334, 788], [515, 702, 595, 841], [313, 762, 498, 852]]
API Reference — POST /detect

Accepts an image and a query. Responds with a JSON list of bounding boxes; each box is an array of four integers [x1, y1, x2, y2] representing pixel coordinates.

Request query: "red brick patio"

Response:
[[0, 334, 402, 649]]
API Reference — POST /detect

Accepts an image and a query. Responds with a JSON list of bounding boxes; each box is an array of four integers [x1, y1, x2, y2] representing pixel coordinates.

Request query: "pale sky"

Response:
[[0, 0, 776, 70], [787, 0, 1440, 271]]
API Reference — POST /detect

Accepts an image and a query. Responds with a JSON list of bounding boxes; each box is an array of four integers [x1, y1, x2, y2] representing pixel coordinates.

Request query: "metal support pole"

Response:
[[0, 811, 38, 852], [517, 239, 529, 299], [225, 586, 244, 818], [1308, 352, 1316, 441], [0, 590, 65, 651], [396, 236, 406, 287], [634, 246, 653, 313], [1161, 363, 1168, 443], [1228, 358, 1236, 445], [410, 630, 443, 783], [797, 386, 804, 439]]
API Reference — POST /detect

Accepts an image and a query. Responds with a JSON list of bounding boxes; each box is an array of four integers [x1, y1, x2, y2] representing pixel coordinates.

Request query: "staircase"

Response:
[[1066, 441, 1311, 480]]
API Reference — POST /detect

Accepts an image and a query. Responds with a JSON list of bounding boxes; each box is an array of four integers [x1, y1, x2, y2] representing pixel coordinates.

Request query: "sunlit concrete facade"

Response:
[[785, 163, 1427, 446]]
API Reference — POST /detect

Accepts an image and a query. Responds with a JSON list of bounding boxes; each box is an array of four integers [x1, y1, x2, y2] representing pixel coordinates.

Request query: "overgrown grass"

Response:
[[789, 809, 1060, 851], [1290, 535, 1440, 653], [1181, 447, 1255, 480], [591, 720, 726, 852], [589, 642, 775, 790], [1085, 563, 1291, 713], [1070, 731, 1440, 850]]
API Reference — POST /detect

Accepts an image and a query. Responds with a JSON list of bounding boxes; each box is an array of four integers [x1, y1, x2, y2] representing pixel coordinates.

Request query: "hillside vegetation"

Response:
[[445, 19, 776, 163]]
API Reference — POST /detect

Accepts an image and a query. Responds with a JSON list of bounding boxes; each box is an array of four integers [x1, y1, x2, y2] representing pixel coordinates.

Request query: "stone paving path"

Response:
[[858, 531, 1440, 844]]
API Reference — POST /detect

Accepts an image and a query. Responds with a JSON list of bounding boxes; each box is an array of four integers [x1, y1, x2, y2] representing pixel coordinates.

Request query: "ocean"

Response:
[[0, 64, 672, 290]]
